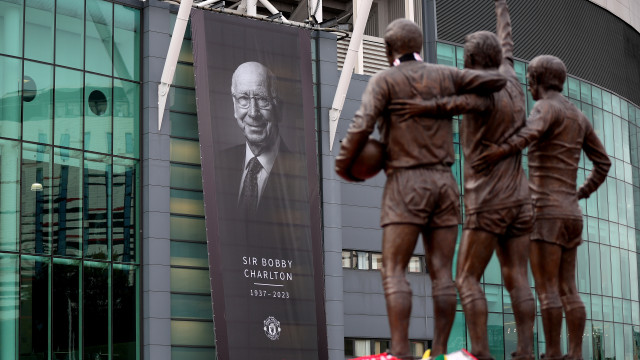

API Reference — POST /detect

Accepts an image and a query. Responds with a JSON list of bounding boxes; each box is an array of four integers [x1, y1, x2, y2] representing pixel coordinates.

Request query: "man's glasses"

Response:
[[233, 94, 273, 109]]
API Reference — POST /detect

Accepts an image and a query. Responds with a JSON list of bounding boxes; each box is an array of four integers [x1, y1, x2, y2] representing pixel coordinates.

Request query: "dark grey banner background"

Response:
[[191, 9, 327, 360]]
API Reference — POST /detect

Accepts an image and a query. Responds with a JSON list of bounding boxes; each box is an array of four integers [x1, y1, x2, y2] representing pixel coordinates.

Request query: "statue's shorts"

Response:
[[463, 203, 534, 238], [531, 217, 583, 249], [380, 166, 460, 228]]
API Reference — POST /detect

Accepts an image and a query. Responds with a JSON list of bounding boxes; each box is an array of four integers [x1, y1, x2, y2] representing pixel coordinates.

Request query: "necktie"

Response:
[[240, 157, 262, 211]]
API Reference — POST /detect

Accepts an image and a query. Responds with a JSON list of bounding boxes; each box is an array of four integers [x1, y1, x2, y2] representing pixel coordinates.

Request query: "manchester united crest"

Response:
[[263, 316, 281, 340]]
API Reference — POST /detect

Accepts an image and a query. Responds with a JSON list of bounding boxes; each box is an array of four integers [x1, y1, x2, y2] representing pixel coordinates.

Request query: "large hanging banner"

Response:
[[190, 9, 327, 360]]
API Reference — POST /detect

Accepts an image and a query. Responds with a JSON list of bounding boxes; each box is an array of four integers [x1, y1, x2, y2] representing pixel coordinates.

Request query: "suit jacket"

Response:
[[214, 139, 309, 248]]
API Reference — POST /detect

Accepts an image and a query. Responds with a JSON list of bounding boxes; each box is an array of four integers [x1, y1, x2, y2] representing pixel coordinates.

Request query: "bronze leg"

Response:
[[455, 229, 498, 359], [382, 224, 421, 358], [422, 225, 458, 357], [558, 247, 584, 360], [530, 241, 563, 359], [495, 234, 535, 359]]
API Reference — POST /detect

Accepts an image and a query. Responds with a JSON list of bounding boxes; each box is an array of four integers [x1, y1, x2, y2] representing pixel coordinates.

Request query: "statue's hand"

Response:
[[389, 99, 430, 122], [471, 142, 506, 174], [335, 157, 364, 182], [576, 187, 589, 200]]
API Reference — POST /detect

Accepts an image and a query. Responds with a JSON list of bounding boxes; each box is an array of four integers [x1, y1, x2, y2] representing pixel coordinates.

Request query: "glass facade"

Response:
[[168, 17, 217, 360], [0, 0, 141, 359], [437, 42, 640, 360]]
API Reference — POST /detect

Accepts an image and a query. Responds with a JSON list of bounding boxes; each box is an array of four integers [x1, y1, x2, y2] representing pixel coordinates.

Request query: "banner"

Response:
[[191, 9, 327, 360]]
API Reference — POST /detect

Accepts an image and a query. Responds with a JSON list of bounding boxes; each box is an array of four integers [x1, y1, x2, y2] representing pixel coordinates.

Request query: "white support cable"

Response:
[[158, 0, 194, 131], [328, 0, 373, 151], [258, 0, 290, 23]]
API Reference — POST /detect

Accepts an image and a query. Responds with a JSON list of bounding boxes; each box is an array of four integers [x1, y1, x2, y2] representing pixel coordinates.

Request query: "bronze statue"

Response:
[[335, 18, 507, 359], [473, 55, 611, 360], [390, 1, 536, 358]]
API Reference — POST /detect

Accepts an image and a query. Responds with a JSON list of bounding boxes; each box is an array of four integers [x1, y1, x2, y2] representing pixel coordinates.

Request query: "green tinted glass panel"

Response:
[[55, 67, 84, 149], [623, 325, 633, 359], [56, 0, 84, 69], [179, 39, 194, 63], [487, 313, 504, 360], [170, 215, 206, 242], [612, 95, 621, 116], [607, 180, 617, 222], [617, 180, 627, 225], [170, 267, 210, 293], [24, 0, 53, 62], [171, 293, 213, 319], [583, 320, 592, 359], [631, 253, 639, 301], [0, 139, 20, 251], [52, 259, 80, 359], [112, 158, 138, 262], [603, 111, 614, 158], [602, 91, 612, 112], [113, 264, 139, 360], [599, 219, 609, 245], [613, 116, 623, 160], [84, 155, 112, 260], [592, 321, 604, 359], [0, 254, 18, 360], [568, 77, 580, 100], [170, 87, 197, 113], [621, 251, 631, 299], [634, 302, 640, 323], [171, 347, 216, 360], [600, 245, 612, 296], [592, 295, 603, 320], [170, 112, 198, 139], [483, 253, 501, 285], [170, 189, 204, 216], [85, 0, 113, 75], [171, 163, 202, 190], [613, 298, 623, 323], [620, 99, 628, 120], [610, 222, 620, 247], [85, 73, 112, 154], [0, 55, 21, 139], [603, 296, 613, 322], [603, 322, 614, 358], [590, 242, 602, 294], [447, 312, 466, 352], [580, 81, 592, 104], [170, 138, 201, 164], [503, 314, 517, 359], [19, 256, 49, 359], [514, 61, 526, 84], [113, 79, 139, 158], [592, 87, 603, 108], [436, 43, 455, 67], [84, 261, 109, 360], [114, 4, 140, 81], [21, 145, 53, 254], [0, 0, 23, 56], [577, 243, 590, 293], [174, 63, 195, 88], [171, 320, 215, 346], [622, 120, 631, 163], [170, 241, 208, 267], [23, 61, 53, 144], [53, 148, 83, 257]]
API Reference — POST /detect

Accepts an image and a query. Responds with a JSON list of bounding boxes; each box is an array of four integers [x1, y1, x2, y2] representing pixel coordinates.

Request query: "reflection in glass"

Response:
[[171, 163, 203, 190], [171, 320, 215, 346], [113, 158, 138, 262], [84, 155, 111, 260], [0, 0, 23, 56], [52, 259, 80, 359], [86, 0, 113, 75], [113, 79, 139, 158], [21, 144, 52, 254], [0, 139, 20, 251], [23, 61, 53, 144], [0, 56, 22, 139], [0, 254, 18, 359], [56, 0, 85, 69], [84, 261, 109, 360], [113, 264, 138, 360], [171, 241, 208, 267], [24, 0, 54, 62], [20, 256, 49, 359], [114, 4, 140, 81], [85, 74, 112, 154], [170, 189, 204, 216], [53, 148, 83, 257], [55, 67, 84, 149]]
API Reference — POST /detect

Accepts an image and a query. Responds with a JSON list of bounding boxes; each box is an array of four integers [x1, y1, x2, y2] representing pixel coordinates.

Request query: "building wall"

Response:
[[589, 0, 640, 33], [0, 0, 142, 359]]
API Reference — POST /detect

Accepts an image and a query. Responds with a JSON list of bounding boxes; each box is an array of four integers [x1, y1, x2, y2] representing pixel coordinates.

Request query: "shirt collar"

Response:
[[244, 136, 280, 175]]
